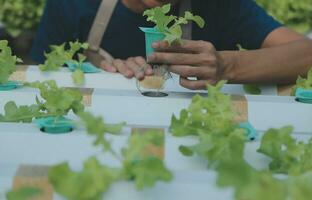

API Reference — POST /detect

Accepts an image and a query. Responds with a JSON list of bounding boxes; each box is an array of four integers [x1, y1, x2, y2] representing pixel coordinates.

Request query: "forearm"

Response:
[[220, 38, 312, 84]]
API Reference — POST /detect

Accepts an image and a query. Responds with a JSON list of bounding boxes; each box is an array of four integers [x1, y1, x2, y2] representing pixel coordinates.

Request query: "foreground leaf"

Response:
[[217, 159, 287, 200], [27, 80, 85, 116], [258, 126, 312, 176], [170, 80, 248, 168], [79, 112, 125, 152], [6, 187, 42, 200], [0, 101, 41, 123], [72, 69, 85, 85], [49, 157, 120, 200], [39, 41, 88, 71], [170, 80, 237, 137], [291, 67, 312, 95], [122, 130, 173, 189], [243, 84, 262, 95], [143, 4, 205, 44], [288, 171, 312, 200], [0, 40, 22, 84]]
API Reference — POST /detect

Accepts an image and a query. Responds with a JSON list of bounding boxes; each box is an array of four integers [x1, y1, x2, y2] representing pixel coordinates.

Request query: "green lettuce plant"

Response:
[[0, 40, 22, 84], [291, 67, 312, 95], [71, 54, 87, 85], [0, 0, 45, 37], [143, 4, 205, 44], [49, 113, 172, 199], [170, 81, 248, 168], [256, 0, 312, 33], [6, 187, 42, 200], [258, 126, 312, 176], [40, 41, 89, 86], [1, 89, 171, 199], [40, 41, 89, 72], [170, 80, 312, 200], [0, 80, 84, 123]]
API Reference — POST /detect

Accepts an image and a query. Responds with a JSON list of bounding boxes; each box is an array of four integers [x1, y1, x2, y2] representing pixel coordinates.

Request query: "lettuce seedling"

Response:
[[6, 187, 42, 200], [0, 40, 22, 84], [0, 0, 45, 37], [170, 81, 247, 168], [143, 4, 205, 44], [49, 157, 120, 200], [0, 80, 85, 123], [27, 80, 85, 117], [49, 113, 172, 199], [71, 54, 87, 86], [258, 126, 312, 176], [243, 84, 262, 95], [39, 41, 88, 71], [291, 67, 312, 95], [40, 41, 90, 86], [122, 130, 173, 189]]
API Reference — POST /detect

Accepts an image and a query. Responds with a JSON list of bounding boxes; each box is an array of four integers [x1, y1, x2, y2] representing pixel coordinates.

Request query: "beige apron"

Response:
[[85, 0, 192, 67]]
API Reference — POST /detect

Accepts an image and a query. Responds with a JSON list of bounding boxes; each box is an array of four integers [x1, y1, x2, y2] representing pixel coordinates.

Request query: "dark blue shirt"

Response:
[[31, 0, 281, 63]]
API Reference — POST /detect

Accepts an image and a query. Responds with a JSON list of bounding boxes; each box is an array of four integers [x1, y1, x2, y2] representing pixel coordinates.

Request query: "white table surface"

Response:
[[0, 67, 309, 199], [0, 123, 311, 200], [1, 87, 311, 133], [23, 65, 278, 95]]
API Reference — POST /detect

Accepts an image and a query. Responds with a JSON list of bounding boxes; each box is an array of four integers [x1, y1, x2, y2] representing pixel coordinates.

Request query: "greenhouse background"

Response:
[[0, 0, 311, 64]]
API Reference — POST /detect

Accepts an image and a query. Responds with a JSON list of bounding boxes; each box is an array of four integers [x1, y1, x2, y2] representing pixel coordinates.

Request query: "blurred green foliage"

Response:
[[256, 0, 312, 33], [0, 0, 311, 37], [0, 0, 45, 37]]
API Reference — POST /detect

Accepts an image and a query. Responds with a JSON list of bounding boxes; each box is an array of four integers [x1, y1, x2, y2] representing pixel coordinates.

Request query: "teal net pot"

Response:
[[139, 27, 165, 57], [295, 88, 312, 104], [138, 27, 169, 97], [34, 117, 74, 134], [0, 81, 22, 91]]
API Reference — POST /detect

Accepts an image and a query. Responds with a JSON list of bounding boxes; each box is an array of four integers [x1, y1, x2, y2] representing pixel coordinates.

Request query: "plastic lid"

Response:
[[295, 88, 312, 104], [66, 62, 101, 73], [0, 81, 22, 91], [239, 122, 258, 141], [34, 116, 74, 134]]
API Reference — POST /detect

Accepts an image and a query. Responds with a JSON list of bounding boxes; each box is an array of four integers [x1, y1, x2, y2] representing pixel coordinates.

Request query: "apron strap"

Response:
[[87, 0, 118, 52], [86, 0, 118, 66]]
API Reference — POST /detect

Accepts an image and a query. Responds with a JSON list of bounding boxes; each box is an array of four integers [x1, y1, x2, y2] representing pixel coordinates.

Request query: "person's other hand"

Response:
[[148, 40, 226, 90], [100, 56, 153, 81]]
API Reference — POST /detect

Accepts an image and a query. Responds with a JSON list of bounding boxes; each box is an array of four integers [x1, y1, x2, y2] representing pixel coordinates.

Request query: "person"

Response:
[[31, 0, 312, 90]]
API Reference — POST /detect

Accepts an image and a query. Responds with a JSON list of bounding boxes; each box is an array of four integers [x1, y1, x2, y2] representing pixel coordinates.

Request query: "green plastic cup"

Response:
[[140, 27, 165, 56]]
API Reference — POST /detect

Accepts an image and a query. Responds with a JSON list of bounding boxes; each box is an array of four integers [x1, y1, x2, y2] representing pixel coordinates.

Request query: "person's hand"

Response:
[[148, 40, 226, 90], [100, 56, 153, 81]]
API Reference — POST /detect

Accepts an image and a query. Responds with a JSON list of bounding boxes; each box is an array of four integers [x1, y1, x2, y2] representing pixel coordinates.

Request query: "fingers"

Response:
[[149, 40, 217, 65], [170, 64, 218, 89], [133, 57, 153, 75], [125, 58, 145, 80], [126, 57, 153, 80], [113, 59, 134, 78], [180, 77, 217, 90], [170, 64, 218, 78], [100, 60, 117, 73], [169, 65, 206, 77], [148, 52, 203, 65], [152, 40, 214, 54], [101, 57, 153, 80]]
